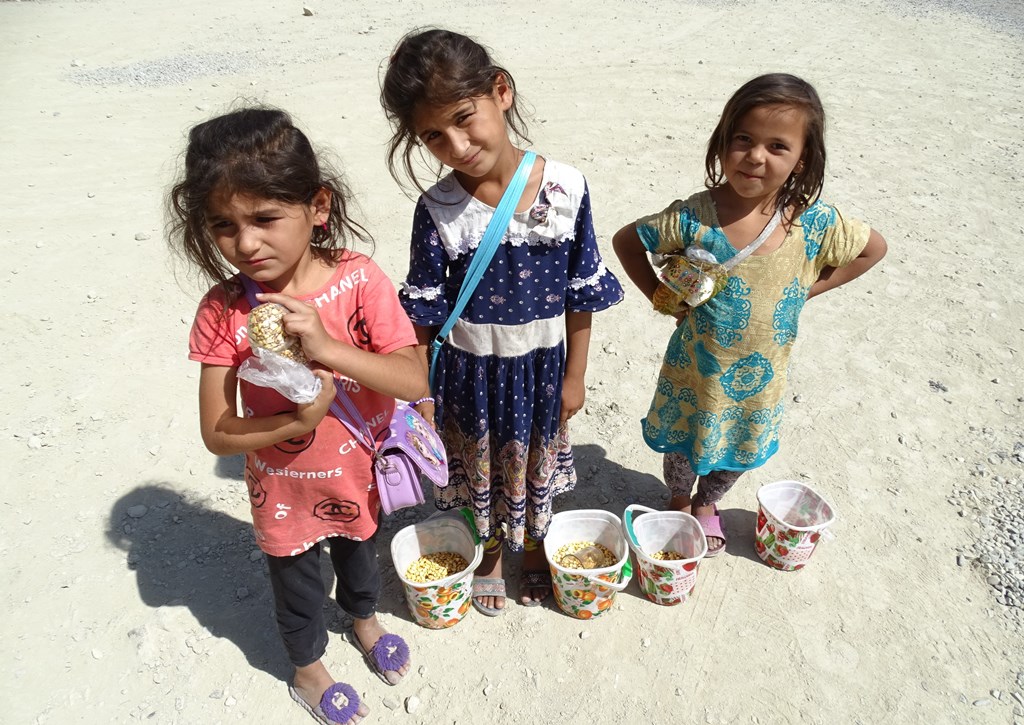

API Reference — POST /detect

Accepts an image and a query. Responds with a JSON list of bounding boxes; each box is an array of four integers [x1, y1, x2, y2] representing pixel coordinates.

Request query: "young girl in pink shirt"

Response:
[[170, 107, 427, 725]]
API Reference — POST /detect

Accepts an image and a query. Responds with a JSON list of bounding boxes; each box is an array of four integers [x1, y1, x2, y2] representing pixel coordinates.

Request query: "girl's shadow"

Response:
[[108, 482, 292, 680]]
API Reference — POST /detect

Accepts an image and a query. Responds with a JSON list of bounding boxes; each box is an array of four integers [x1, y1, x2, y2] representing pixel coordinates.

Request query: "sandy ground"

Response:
[[2, 0, 1023, 723]]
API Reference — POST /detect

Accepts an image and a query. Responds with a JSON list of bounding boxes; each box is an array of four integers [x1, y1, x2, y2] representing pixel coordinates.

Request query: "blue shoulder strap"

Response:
[[428, 150, 536, 390]]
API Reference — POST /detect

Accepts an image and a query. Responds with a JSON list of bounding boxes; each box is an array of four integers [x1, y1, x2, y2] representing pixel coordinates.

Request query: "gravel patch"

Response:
[[66, 52, 268, 87]]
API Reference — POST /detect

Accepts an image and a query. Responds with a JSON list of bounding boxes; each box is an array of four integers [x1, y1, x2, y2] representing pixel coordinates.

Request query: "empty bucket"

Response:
[[390, 509, 483, 628], [543, 509, 632, 619], [755, 480, 835, 571], [623, 504, 707, 606]]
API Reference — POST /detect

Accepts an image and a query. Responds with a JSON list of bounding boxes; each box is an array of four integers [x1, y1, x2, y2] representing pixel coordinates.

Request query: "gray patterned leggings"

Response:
[[663, 452, 744, 508]]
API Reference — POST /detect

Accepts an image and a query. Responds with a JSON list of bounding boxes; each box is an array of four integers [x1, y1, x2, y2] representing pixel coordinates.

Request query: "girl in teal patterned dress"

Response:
[[613, 73, 887, 556]]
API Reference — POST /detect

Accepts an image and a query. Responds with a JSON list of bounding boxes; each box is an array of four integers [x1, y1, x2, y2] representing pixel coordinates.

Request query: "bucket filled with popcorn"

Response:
[[622, 504, 707, 606], [544, 509, 632, 620], [390, 509, 482, 629], [755, 480, 835, 571]]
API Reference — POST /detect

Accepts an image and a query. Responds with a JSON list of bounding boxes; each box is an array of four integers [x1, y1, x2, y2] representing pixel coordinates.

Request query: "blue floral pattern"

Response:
[[772, 278, 811, 346], [634, 191, 869, 475]]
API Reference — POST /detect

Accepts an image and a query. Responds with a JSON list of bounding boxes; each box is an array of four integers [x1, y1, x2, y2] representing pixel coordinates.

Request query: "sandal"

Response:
[[695, 505, 727, 558], [472, 576, 506, 617], [520, 569, 552, 607], [289, 682, 364, 725], [351, 632, 409, 686]]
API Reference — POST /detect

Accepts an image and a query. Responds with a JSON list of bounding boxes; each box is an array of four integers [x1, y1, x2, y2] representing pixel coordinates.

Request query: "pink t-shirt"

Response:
[[189, 253, 417, 556]]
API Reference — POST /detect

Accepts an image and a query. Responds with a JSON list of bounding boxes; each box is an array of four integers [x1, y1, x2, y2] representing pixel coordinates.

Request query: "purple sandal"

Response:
[[353, 632, 410, 686], [289, 681, 362, 725], [695, 505, 727, 558]]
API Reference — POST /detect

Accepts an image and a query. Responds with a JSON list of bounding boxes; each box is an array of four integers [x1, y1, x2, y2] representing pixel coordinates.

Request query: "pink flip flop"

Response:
[[695, 505, 727, 558]]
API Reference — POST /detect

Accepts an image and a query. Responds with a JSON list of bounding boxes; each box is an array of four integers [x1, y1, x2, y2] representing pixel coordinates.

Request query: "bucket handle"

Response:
[[622, 504, 657, 549], [573, 559, 633, 592]]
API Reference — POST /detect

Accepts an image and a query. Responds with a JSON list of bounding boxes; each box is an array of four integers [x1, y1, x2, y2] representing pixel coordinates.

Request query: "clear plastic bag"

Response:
[[237, 347, 322, 404]]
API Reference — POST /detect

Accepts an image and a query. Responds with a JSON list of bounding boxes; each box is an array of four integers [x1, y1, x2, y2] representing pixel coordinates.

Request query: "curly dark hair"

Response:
[[705, 73, 826, 217], [380, 28, 530, 195], [167, 106, 371, 292]]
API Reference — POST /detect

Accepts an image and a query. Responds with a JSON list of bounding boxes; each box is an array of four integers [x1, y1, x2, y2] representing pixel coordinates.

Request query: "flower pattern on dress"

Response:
[[720, 352, 774, 402], [402, 160, 622, 549], [772, 278, 810, 346], [402, 282, 443, 301], [801, 202, 835, 260], [693, 276, 751, 348]]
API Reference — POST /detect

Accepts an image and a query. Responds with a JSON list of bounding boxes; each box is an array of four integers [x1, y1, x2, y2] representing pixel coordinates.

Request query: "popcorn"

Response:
[[247, 303, 307, 363]]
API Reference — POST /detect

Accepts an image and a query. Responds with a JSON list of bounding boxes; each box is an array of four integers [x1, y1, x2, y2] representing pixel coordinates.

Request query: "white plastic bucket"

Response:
[[755, 480, 835, 572], [622, 504, 707, 606], [543, 509, 632, 619], [390, 509, 483, 628]]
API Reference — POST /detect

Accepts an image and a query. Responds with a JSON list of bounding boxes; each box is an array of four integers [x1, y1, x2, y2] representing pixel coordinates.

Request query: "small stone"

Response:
[[27, 436, 43, 450], [484, 684, 493, 696], [383, 696, 400, 710], [972, 698, 991, 707], [579, 631, 591, 640], [641, 638, 651, 648], [956, 555, 964, 567], [405, 695, 420, 713], [134, 232, 151, 241], [71, 59, 84, 67], [991, 689, 1001, 700], [86, 291, 97, 300], [224, 696, 236, 707], [793, 394, 804, 403], [302, 6, 314, 15], [87, 192, 95, 198], [235, 587, 249, 599], [127, 505, 148, 519], [91, 649, 103, 660]]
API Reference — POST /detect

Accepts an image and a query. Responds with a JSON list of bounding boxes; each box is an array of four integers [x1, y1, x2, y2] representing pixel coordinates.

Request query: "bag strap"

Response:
[[720, 209, 783, 271], [428, 151, 537, 390], [239, 275, 379, 456]]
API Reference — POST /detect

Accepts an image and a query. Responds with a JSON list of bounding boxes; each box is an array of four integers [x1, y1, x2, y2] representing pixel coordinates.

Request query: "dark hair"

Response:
[[167, 106, 370, 291], [380, 28, 530, 194], [705, 73, 826, 217]]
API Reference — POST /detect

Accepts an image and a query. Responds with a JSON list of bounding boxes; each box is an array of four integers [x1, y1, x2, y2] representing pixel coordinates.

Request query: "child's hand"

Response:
[[295, 369, 336, 431], [256, 292, 335, 363], [560, 374, 585, 424], [413, 399, 437, 430]]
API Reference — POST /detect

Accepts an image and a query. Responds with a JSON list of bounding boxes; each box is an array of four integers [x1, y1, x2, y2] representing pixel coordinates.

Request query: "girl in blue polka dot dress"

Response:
[[613, 74, 887, 557], [381, 29, 623, 614]]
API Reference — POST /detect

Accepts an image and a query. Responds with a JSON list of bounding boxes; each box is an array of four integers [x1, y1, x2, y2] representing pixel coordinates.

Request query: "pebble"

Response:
[[27, 436, 42, 450], [973, 698, 991, 707], [484, 684, 493, 696], [71, 59, 84, 67], [641, 638, 651, 648], [579, 631, 591, 639], [127, 505, 148, 518], [382, 696, 400, 710], [235, 587, 249, 599], [793, 394, 804, 403], [303, 6, 314, 15], [91, 649, 103, 660], [134, 232, 151, 241], [405, 695, 420, 713], [957, 555, 964, 567], [224, 696, 236, 707]]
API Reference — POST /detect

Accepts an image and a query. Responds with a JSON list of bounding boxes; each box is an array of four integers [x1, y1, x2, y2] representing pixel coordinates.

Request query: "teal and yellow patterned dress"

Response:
[[635, 191, 869, 475]]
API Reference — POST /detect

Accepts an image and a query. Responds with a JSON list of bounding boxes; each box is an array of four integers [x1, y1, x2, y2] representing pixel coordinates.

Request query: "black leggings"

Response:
[[663, 452, 744, 508], [265, 537, 380, 667]]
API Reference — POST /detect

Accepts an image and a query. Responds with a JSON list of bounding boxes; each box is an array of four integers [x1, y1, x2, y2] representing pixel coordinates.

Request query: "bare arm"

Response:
[[808, 228, 888, 299], [612, 224, 660, 303], [412, 324, 439, 422], [198, 363, 335, 456], [561, 311, 592, 423]]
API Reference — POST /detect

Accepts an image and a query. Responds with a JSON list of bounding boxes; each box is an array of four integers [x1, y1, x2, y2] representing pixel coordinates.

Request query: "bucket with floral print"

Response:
[[544, 510, 632, 619], [391, 509, 483, 629], [622, 505, 707, 606], [755, 481, 835, 571]]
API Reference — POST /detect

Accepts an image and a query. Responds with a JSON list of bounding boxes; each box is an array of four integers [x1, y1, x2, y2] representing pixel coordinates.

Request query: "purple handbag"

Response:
[[330, 385, 449, 515]]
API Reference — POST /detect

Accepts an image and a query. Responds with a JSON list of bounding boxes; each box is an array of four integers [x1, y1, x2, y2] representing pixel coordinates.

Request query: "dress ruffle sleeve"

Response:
[[565, 183, 625, 312], [398, 199, 450, 326]]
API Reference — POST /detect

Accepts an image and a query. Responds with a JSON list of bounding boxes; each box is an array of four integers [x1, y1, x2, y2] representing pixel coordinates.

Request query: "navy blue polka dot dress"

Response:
[[399, 158, 623, 549]]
